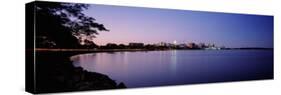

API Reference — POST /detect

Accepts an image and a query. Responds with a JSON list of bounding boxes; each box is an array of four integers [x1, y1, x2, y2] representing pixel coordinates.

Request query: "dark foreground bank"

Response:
[[35, 51, 126, 93]]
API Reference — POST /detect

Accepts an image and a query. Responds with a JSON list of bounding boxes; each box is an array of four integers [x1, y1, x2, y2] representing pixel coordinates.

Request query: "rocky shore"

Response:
[[35, 51, 126, 93]]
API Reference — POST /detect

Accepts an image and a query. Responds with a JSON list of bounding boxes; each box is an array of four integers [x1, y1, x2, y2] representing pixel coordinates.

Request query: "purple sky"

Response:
[[83, 4, 273, 48]]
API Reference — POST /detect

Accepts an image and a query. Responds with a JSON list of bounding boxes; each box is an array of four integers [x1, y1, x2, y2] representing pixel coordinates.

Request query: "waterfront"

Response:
[[71, 50, 273, 87]]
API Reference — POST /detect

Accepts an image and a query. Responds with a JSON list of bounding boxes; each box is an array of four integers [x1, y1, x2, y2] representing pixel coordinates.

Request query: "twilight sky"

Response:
[[83, 4, 273, 48]]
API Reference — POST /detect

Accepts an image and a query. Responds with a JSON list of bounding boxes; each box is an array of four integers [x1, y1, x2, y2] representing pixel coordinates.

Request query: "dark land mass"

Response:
[[34, 51, 126, 93]]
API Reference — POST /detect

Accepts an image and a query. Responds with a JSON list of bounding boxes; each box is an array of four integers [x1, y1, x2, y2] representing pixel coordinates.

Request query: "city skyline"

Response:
[[83, 4, 273, 48]]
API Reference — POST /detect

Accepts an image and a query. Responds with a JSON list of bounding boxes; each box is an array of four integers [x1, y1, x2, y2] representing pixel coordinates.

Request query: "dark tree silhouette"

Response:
[[35, 1, 108, 48], [82, 39, 98, 49]]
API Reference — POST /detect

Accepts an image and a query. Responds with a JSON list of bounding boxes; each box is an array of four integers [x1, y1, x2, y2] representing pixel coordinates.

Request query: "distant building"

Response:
[[178, 44, 187, 48], [207, 43, 215, 48], [198, 43, 206, 49], [205, 43, 221, 50], [159, 42, 167, 46], [187, 42, 198, 49], [129, 43, 144, 48], [166, 43, 174, 47]]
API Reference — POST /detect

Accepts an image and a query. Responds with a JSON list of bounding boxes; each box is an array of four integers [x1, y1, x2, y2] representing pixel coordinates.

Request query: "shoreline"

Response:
[[33, 48, 274, 58], [34, 48, 273, 52], [35, 51, 126, 93]]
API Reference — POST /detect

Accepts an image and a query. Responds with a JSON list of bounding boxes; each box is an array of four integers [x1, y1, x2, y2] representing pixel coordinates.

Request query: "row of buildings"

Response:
[[153, 42, 222, 50], [100, 42, 223, 50]]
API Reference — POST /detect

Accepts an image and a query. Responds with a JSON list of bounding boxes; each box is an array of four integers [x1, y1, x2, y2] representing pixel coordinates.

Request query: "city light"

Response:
[[173, 40, 177, 45]]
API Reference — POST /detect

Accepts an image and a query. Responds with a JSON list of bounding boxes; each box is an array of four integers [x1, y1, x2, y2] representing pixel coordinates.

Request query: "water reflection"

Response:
[[170, 50, 177, 74], [70, 50, 273, 87]]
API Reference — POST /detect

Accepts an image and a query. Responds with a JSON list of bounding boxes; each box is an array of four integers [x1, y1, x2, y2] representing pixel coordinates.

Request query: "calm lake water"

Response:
[[70, 50, 273, 87]]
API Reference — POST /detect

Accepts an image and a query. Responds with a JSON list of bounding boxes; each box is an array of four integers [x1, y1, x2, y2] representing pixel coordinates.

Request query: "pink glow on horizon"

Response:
[[82, 4, 273, 48]]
